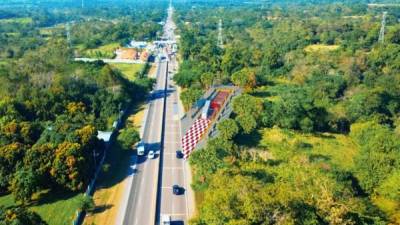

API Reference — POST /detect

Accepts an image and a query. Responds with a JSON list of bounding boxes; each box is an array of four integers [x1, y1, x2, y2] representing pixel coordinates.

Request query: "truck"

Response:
[[137, 142, 145, 156], [161, 214, 171, 225]]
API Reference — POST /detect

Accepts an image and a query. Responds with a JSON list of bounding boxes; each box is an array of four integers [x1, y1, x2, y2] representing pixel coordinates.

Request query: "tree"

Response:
[[78, 195, 95, 212], [0, 206, 47, 225], [346, 90, 384, 122], [23, 144, 55, 185], [189, 137, 233, 190], [351, 121, 400, 193], [217, 119, 239, 140], [197, 173, 269, 225], [51, 142, 89, 191], [200, 72, 214, 89], [262, 47, 283, 70], [232, 94, 263, 118], [10, 168, 40, 204], [236, 114, 257, 134], [377, 170, 400, 202], [117, 127, 140, 150], [231, 68, 256, 91], [0, 143, 25, 193], [180, 88, 203, 111], [270, 86, 327, 132]]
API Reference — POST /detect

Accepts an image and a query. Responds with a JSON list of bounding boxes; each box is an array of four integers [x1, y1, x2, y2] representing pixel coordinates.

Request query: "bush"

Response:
[[117, 127, 140, 150]]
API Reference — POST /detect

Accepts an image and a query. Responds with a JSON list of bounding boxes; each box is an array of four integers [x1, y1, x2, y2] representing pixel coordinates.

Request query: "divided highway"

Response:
[[120, 61, 167, 225], [117, 4, 192, 225]]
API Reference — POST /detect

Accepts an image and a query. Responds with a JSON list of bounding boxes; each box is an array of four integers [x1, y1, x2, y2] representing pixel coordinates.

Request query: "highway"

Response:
[[157, 4, 192, 225], [158, 55, 189, 224], [117, 3, 192, 225], [120, 60, 167, 225]]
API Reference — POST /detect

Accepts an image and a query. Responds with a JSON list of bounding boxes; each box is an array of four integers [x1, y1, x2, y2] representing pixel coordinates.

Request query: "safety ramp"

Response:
[[181, 86, 240, 159]]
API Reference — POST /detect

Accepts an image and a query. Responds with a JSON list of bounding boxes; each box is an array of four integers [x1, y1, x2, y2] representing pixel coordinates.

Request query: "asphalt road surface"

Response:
[[158, 57, 189, 225], [120, 4, 190, 225], [122, 60, 167, 225], [157, 5, 190, 225]]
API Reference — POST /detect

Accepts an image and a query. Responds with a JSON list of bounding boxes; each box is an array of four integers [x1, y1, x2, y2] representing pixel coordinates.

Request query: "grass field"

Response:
[[83, 43, 120, 59], [304, 44, 340, 53], [0, 191, 83, 225], [110, 63, 144, 81], [0, 17, 33, 24], [259, 127, 358, 169], [0, 60, 10, 67], [0, 194, 14, 208]]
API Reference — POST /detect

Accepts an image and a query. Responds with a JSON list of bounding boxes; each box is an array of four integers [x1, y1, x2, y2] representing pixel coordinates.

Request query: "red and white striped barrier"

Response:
[[182, 118, 211, 159]]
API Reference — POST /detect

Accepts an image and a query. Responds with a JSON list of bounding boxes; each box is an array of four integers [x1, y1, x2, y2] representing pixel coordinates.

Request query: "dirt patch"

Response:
[[84, 179, 127, 225], [148, 63, 158, 78]]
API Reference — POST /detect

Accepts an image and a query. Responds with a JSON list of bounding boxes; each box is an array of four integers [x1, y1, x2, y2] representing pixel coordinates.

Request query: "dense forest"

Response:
[[173, 1, 400, 225], [0, 3, 162, 223]]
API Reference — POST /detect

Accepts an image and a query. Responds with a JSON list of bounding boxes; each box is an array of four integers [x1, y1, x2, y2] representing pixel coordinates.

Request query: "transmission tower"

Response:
[[379, 11, 387, 43], [66, 23, 71, 48], [218, 19, 223, 48]]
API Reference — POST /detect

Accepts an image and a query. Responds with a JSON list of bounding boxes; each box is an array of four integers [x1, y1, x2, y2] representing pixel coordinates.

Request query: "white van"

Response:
[[137, 142, 145, 156], [161, 214, 171, 225]]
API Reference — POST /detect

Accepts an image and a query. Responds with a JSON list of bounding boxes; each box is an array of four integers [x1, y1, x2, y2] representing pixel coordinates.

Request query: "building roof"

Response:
[[129, 41, 148, 49], [97, 131, 113, 142], [115, 48, 138, 60]]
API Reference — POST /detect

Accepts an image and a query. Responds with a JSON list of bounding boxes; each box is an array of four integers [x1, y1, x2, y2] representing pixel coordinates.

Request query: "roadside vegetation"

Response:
[[0, 2, 160, 224], [110, 63, 145, 81], [173, 1, 400, 224], [84, 116, 140, 225]]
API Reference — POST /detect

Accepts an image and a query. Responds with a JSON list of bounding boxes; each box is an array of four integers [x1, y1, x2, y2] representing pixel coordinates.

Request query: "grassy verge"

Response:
[[148, 63, 158, 78], [110, 63, 144, 81], [83, 141, 133, 225], [0, 191, 83, 225], [84, 103, 145, 225], [83, 43, 120, 59]]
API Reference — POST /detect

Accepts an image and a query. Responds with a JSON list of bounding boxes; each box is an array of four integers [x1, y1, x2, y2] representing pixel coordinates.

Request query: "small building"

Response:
[[140, 51, 149, 62], [129, 40, 148, 49], [97, 131, 113, 143], [115, 48, 139, 60]]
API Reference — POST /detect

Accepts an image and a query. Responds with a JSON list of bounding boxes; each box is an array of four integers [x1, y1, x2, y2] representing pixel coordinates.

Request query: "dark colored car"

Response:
[[172, 185, 181, 195], [176, 150, 183, 159]]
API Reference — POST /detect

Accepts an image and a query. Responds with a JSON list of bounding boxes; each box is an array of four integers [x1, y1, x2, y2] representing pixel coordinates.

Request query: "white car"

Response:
[[148, 150, 155, 159], [161, 214, 171, 225], [137, 142, 145, 156]]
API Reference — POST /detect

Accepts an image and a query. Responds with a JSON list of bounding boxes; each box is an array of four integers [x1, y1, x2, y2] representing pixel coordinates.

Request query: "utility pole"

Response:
[[218, 19, 223, 48], [379, 11, 387, 43]]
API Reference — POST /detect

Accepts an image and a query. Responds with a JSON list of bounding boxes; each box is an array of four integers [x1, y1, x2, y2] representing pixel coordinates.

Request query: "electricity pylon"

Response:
[[218, 19, 223, 48], [379, 11, 387, 43]]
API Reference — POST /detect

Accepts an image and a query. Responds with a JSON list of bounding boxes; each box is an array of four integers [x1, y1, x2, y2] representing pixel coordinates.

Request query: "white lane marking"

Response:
[[162, 213, 186, 216], [163, 167, 183, 170], [165, 131, 180, 135]]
